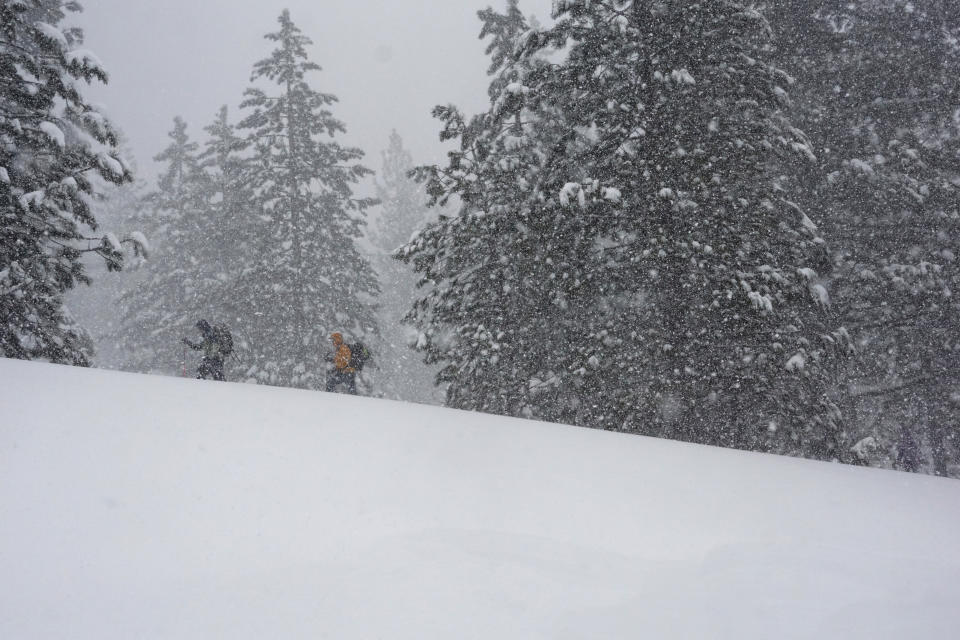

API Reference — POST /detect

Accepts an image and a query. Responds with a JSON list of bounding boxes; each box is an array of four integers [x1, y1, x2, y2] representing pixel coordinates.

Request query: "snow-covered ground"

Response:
[[1, 358, 958, 639]]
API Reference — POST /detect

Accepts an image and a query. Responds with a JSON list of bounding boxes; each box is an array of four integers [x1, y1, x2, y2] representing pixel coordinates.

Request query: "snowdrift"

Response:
[[1, 358, 958, 639]]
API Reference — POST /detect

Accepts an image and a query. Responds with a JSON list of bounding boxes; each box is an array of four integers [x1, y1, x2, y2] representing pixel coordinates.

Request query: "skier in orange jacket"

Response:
[[325, 332, 357, 394]]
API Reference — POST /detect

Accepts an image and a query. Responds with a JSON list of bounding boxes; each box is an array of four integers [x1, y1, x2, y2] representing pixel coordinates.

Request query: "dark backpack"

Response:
[[213, 324, 234, 356], [348, 341, 370, 371]]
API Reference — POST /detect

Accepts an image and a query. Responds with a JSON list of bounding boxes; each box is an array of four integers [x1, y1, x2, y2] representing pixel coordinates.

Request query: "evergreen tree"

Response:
[[764, 0, 960, 474], [402, 1, 558, 417], [236, 10, 378, 389], [114, 117, 211, 375], [371, 131, 430, 253], [0, 0, 140, 365], [197, 105, 258, 373], [198, 106, 250, 290], [402, 0, 851, 460], [370, 130, 441, 404], [477, 0, 527, 79]]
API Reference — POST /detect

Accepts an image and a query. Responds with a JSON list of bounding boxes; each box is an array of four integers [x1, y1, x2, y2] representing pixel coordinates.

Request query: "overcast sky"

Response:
[[78, 0, 540, 189]]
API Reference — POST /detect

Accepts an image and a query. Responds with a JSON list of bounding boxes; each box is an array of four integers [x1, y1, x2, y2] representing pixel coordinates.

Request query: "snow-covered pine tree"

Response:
[[114, 117, 213, 375], [765, 0, 960, 475], [402, 0, 851, 461], [477, 0, 527, 79], [400, 1, 571, 417], [371, 131, 430, 253], [198, 106, 249, 275], [370, 130, 441, 404], [197, 105, 256, 367], [236, 10, 378, 389], [0, 0, 139, 365]]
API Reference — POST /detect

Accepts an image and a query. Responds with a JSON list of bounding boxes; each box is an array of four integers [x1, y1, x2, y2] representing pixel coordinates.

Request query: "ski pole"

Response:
[[228, 329, 249, 367]]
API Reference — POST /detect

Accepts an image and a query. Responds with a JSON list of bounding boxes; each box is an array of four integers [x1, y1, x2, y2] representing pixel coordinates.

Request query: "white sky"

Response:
[[79, 0, 541, 187]]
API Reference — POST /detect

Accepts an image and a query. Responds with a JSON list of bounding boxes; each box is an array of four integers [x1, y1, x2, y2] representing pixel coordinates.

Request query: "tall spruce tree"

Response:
[[114, 108, 260, 379], [114, 117, 212, 375], [236, 10, 378, 389], [764, 0, 960, 474], [198, 106, 250, 293], [372, 131, 430, 253], [0, 0, 139, 365], [198, 105, 258, 360], [371, 130, 441, 404], [402, 0, 852, 461], [402, 0, 561, 416]]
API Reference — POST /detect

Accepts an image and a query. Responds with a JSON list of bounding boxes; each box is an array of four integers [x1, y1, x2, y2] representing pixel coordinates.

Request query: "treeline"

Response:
[[399, 0, 959, 475], [105, 12, 437, 397], [113, 11, 380, 389], [2, 0, 957, 477]]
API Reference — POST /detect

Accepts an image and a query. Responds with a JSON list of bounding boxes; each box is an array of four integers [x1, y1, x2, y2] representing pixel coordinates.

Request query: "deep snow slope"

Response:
[[1, 358, 959, 639]]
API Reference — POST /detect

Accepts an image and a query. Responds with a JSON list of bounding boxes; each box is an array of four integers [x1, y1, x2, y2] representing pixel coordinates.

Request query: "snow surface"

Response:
[[1, 358, 959, 639]]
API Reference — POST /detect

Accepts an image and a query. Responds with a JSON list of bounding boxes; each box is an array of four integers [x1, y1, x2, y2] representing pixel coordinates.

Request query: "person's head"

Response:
[[197, 319, 212, 335], [330, 332, 343, 346]]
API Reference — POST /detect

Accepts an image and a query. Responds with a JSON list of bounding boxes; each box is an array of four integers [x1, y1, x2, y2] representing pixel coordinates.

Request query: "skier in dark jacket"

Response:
[[183, 319, 227, 381], [325, 332, 357, 395]]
